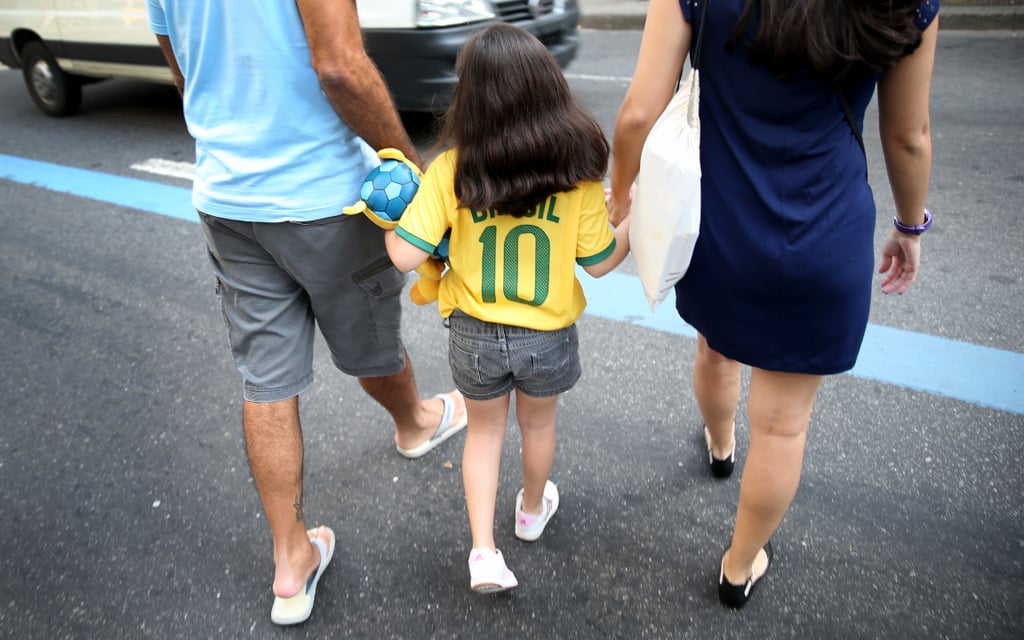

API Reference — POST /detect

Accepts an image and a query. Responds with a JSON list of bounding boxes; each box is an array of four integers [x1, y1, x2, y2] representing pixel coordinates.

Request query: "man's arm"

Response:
[[296, 0, 422, 167], [155, 34, 185, 95]]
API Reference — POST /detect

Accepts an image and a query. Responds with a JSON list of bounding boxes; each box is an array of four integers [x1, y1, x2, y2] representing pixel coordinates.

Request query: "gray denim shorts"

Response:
[[199, 212, 407, 403], [446, 310, 581, 401]]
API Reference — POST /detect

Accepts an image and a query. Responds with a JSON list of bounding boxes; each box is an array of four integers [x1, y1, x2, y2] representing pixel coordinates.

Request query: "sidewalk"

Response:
[[578, 0, 1024, 31]]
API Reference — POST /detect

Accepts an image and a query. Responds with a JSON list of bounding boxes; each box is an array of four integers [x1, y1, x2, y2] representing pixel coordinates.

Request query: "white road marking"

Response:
[[130, 158, 194, 181], [565, 72, 632, 84]]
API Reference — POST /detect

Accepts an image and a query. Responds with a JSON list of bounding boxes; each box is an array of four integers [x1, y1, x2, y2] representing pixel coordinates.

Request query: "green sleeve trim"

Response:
[[395, 226, 436, 254], [577, 238, 615, 266]]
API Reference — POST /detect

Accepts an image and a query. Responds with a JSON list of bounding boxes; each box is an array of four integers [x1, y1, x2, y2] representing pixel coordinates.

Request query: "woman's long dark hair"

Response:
[[728, 0, 926, 80], [439, 22, 609, 218]]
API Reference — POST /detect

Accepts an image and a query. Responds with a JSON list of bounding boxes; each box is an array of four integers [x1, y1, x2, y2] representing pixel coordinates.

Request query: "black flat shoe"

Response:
[[718, 541, 773, 609], [703, 424, 735, 478]]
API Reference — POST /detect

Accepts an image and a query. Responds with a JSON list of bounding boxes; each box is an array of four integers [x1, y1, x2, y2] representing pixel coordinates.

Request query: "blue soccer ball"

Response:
[[433, 231, 450, 260], [359, 159, 421, 221]]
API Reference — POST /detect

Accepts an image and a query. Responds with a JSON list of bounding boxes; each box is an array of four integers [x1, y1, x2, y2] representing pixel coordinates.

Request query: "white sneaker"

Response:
[[514, 480, 559, 542], [468, 547, 518, 593]]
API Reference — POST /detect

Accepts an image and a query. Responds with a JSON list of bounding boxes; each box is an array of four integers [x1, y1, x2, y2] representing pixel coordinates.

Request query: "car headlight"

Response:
[[417, 0, 495, 27]]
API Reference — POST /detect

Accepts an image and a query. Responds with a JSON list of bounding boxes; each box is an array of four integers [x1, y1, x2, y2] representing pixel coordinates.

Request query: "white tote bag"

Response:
[[628, 67, 702, 312]]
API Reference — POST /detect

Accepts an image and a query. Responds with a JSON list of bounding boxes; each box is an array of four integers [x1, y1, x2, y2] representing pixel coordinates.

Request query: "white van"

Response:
[[0, 0, 580, 116]]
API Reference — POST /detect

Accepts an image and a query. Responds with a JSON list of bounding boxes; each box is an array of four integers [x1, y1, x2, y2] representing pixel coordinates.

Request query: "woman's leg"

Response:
[[462, 394, 511, 551], [722, 367, 822, 584], [694, 333, 741, 458], [514, 391, 560, 514]]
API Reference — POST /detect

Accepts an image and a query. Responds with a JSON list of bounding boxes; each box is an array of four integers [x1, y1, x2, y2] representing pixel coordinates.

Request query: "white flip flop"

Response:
[[396, 392, 468, 459], [270, 526, 336, 626]]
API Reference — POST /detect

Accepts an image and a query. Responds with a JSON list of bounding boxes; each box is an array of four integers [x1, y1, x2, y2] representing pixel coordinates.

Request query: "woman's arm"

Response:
[[608, 0, 691, 225], [876, 17, 939, 294]]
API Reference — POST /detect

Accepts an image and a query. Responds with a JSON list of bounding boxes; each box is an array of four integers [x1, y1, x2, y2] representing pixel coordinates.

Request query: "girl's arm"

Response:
[[384, 230, 430, 273], [582, 217, 631, 278]]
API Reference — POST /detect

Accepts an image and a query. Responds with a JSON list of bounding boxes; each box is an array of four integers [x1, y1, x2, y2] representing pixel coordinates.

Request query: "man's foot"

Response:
[[395, 390, 468, 458], [271, 526, 336, 625]]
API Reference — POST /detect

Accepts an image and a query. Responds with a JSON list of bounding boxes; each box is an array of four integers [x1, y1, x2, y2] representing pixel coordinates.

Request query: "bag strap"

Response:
[[835, 86, 866, 157], [691, 0, 711, 71]]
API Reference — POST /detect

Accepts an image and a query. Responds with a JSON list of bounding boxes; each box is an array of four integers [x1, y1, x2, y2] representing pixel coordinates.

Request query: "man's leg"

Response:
[[200, 215, 332, 621], [359, 351, 467, 452], [243, 397, 321, 598], [261, 213, 465, 454]]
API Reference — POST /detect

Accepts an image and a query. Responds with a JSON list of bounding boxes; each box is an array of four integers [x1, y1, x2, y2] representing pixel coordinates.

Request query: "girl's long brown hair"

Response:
[[438, 23, 609, 217]]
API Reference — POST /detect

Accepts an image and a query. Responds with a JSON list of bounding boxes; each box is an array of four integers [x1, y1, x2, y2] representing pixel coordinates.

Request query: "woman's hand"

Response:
[[878, 229, 922, 295], [606, 183, 636, 227]]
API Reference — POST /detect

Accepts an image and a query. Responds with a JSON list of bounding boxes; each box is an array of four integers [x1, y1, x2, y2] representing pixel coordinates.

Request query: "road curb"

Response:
[[939, 6, 1024, 29], [579, 13, 646, 31]]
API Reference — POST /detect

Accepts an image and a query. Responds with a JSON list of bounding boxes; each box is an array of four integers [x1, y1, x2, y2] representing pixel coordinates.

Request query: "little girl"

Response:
[[385, 23, 630, 593]]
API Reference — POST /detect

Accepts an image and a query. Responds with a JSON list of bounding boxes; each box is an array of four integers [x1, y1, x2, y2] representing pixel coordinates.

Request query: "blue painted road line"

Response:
[[582, 270, 1024, 415], [3, 152, 1022, 415], [0, 153, 196, 223]]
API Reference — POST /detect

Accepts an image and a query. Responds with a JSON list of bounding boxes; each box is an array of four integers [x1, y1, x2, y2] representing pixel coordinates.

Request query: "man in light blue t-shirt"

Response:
[[147, 0, 468, 626]]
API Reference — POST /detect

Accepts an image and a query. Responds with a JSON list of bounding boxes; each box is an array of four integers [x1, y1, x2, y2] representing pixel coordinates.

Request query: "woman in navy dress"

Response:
[[610, 0, 938, 607]]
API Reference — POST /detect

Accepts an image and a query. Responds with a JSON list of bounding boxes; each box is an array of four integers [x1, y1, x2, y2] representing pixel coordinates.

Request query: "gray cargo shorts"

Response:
[[199, 212, 407, 403]]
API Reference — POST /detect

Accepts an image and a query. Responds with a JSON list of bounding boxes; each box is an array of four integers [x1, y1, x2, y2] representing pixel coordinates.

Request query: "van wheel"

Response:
[[20, 41, 83, 117]]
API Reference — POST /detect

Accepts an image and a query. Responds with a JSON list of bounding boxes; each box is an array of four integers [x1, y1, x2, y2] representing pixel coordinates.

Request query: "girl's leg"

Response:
[[694, 333, 741, 458], [462, 394, 512, 551], [514, 390, 560, 514], [722, 367, 822, 584]]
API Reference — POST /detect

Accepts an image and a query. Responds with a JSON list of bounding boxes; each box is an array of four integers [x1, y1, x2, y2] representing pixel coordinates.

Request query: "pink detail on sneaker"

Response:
[[518, 512, 538, 527], [468, 547, 518, 593], [515, 481, 559, 542]]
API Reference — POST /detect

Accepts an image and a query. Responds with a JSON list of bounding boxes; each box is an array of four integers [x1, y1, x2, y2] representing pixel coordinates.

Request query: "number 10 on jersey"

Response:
[[478, 224, 551, 307]]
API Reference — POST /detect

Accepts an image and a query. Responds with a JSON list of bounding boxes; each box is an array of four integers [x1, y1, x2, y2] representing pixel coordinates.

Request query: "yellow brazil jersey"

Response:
[[395, 150, 615, 331]]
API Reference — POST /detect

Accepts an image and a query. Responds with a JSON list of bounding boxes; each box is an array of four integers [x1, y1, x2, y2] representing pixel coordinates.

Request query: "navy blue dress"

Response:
[[675, 0, 939, 374]]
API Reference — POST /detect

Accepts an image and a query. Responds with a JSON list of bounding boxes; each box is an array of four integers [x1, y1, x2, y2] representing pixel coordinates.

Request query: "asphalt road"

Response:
[[0, 29, 1022, 640]]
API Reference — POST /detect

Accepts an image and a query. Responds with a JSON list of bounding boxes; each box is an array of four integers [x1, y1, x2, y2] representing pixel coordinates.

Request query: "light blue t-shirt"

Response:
[[146, 0, 376, 222]]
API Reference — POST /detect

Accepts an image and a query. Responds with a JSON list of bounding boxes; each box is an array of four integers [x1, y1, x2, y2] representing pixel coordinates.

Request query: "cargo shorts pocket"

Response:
[[351, 256, 406, 339]]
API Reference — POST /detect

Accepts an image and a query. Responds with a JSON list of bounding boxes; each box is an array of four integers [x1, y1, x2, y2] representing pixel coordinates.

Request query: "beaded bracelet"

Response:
[[894, 208, 932, 235]]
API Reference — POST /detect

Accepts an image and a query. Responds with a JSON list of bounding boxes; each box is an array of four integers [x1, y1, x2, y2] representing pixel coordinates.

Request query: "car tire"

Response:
[[20, 41, 83, 117]]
